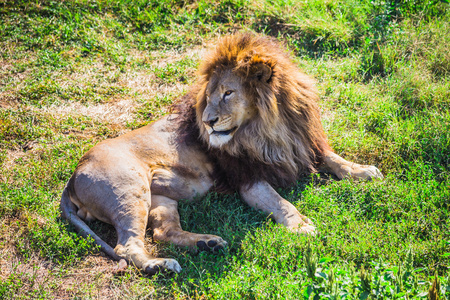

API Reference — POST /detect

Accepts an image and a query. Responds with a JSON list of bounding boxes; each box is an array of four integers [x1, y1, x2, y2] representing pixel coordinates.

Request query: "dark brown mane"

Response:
[[172, 32, 331, 192]]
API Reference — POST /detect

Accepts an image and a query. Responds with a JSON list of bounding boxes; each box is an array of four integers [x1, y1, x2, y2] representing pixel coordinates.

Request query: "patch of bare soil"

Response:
[[0, 56, 31, 108], [0, 248, 121, 299], [0, 149, 27, 183], [0, 94, 19, 108], [42, 46, 204, 126], [44, 99, 136, 126], [0, 217, 162, 299], [147, 46, 204, 69]]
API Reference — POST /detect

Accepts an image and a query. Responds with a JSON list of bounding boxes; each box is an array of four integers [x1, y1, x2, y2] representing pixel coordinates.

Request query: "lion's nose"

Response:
[[203, 117, 219, 127]]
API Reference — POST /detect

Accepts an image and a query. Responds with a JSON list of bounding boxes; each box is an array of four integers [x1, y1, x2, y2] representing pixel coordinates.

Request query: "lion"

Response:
[[60, 33, 383, 274]]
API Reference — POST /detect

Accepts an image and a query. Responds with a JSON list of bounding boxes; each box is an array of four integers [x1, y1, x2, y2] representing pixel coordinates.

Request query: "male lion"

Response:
[[61, 33, 383, 274]]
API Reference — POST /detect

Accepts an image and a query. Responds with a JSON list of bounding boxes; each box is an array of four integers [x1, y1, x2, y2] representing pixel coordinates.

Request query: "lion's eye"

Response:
[[223, 90, 233, 100]]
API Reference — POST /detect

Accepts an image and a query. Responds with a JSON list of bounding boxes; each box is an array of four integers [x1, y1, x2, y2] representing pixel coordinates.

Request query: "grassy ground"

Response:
[[1, 0, 449, 298]]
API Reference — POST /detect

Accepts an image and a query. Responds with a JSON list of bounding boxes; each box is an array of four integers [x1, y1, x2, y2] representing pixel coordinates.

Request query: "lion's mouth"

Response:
[[212, 127, 238, 136]]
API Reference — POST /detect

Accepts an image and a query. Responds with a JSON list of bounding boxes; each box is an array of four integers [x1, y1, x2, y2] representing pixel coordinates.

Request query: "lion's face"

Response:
[[201, 70, 257, 147]]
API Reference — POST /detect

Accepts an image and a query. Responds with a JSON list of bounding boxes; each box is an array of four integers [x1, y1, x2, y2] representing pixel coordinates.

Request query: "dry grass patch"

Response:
[[44, 100, 136, 127], [0, 149, 28, 183], [0, 56, 33, 108], [0, 215, 169, 299]]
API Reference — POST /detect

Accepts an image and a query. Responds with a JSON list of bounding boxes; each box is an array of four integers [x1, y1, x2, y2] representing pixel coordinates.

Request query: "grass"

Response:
[[1, 0, 450, 298]]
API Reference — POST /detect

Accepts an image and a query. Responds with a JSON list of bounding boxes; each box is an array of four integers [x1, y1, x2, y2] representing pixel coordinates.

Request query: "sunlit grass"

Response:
[[0, 0, 449, 298]]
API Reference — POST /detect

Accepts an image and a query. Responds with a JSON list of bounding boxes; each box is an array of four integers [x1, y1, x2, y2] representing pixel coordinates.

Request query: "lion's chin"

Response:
[[208, 132, 234, 148]]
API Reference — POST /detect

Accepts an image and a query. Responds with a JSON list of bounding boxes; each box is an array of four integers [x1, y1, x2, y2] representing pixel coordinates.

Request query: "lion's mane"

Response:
[[176, 33, 331, 191]]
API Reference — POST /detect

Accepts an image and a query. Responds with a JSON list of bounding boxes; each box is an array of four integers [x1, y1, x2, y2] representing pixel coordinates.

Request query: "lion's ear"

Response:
[[250, 63, 273, 82]]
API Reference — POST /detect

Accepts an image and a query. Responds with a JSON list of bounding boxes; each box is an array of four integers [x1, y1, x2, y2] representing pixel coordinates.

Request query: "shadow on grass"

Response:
[[150, 175, 334, 294], [58, 173, 337, 296]]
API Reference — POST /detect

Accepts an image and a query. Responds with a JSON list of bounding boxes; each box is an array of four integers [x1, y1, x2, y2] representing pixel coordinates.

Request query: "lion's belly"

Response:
[[150, 165, 214, 201]]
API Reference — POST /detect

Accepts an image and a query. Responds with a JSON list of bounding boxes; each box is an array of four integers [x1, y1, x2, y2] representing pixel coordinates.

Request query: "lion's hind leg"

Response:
[[149, 195, 227, 252], [321, 151, 383, 180], [72, 166, 181, 275], [113, 202, 182, 275]]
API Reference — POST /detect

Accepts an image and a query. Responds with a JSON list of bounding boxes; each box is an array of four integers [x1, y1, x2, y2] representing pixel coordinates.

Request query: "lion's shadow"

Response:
[[63, 172, 335, 278]]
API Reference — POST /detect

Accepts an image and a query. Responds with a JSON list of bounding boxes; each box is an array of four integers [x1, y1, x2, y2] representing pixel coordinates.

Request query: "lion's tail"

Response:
[[60, 182, 125, 262]]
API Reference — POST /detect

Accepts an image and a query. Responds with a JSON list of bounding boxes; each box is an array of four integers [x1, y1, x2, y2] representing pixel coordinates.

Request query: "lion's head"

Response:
[[193, 33, 330, 187], [197, 69, 259, 147]]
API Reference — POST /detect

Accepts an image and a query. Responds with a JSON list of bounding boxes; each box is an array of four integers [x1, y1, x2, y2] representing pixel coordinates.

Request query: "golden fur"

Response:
[[61, 32, 383, 275], [197, 34, 330, 172], [192, 33, 331, 189]]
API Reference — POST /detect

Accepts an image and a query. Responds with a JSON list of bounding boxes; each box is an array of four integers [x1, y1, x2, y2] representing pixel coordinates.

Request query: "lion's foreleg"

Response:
[[320, 150, 383, 180], [149, 195, 227, 252], [239, 181, 315, 235]]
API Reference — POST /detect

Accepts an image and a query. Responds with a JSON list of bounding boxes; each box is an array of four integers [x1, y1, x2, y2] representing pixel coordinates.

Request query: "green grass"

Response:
[[1, 0, 450, 298]]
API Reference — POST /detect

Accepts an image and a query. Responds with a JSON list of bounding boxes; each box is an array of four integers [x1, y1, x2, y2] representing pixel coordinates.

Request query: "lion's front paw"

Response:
[[286, 214, 316, 235], [143, 258, 182, 275], [351, 164, 383, 181], [196, 236, 228, 253], [288, 223, 316, 236]]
